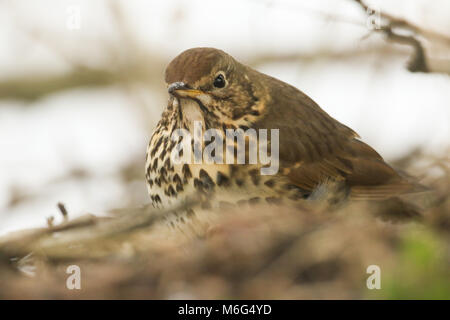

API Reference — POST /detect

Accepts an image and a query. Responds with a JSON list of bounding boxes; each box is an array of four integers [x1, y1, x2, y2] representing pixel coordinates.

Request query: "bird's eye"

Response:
[[213, 74, 226, 88]]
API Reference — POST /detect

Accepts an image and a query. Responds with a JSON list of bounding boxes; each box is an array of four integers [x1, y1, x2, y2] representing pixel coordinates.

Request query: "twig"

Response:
[[57, 202, 69, 222], [352, 0, 450, 73], [353, 0, 450, 45]]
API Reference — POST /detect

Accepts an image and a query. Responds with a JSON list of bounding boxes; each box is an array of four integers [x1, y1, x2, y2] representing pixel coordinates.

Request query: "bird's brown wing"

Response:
[[254, 77, 417, 200]]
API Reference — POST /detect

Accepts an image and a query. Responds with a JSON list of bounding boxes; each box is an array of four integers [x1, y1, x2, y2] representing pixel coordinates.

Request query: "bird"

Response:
[[145, 47, 423, 231]]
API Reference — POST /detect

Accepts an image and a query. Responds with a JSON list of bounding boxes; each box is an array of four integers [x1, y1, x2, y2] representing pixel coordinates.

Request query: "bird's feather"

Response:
[[253, 70, 421, 200]]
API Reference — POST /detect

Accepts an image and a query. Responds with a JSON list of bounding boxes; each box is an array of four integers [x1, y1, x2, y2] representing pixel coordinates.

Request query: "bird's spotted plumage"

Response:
[[145, 47, 422, 231]]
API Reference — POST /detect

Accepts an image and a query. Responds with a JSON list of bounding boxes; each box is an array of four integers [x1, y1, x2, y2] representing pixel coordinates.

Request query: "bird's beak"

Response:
[[168, 82, 203, 99]]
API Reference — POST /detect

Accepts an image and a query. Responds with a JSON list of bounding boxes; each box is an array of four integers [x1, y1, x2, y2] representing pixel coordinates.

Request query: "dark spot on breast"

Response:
[[216, 171, 230, 187], [167, 185, 176, 197], [169, 139, 177, 151], [151, 158, 158, 172], [249, 169, 260, 185], [150, 137, 163, 157], [164, 158, 173, 172], [235, 179, 244, 187], [186, 208, 195, 217], [194, 178, 204, 191], [230, 165, 239, 177], [148, 179, 154, 187], [182, 164, 192, 180], [199, 169, 215, 190], [154, 194, 161, 203], [264, 179, 276, 188], [159, 148, 167, 160], [173, 173, 182, 185], [248, 197, 260, 204]]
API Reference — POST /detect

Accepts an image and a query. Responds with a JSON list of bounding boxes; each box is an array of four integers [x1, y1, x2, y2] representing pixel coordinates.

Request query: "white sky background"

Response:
[[0, 0, 449, 234]]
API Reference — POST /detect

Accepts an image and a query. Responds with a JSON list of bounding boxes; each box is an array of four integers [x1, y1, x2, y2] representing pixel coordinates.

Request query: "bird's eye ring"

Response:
[[213, 74, 226, 88]]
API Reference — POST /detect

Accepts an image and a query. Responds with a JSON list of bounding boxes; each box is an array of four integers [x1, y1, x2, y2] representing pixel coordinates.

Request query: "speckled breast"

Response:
[[144, 126, 300, 213]]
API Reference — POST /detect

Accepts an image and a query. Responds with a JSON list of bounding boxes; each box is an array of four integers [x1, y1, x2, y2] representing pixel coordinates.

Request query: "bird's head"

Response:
[[165, 47, 265, 130]]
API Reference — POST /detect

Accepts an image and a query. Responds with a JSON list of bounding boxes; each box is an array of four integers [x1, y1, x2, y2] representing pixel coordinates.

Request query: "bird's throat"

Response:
[[179, 98, 206, 132]]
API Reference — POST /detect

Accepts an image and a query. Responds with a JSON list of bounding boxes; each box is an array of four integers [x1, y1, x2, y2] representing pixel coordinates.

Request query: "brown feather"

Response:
[[250, 67, 421, 200]]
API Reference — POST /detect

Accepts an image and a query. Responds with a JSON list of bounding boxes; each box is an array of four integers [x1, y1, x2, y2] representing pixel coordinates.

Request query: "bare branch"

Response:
[[353, 0, 450, 74]]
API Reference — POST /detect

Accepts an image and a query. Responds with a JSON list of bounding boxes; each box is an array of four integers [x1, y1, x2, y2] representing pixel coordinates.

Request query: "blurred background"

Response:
[[0, 0, 449, 235]]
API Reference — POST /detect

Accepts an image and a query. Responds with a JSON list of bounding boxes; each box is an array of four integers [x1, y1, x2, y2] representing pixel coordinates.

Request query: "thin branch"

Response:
[[353, 0, 450, 45], [352, 0, 450, 74]]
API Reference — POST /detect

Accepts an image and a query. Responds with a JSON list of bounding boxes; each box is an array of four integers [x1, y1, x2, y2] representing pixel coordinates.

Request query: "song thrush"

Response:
[[145, 47, 421, 230]]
